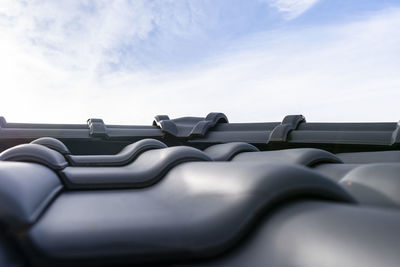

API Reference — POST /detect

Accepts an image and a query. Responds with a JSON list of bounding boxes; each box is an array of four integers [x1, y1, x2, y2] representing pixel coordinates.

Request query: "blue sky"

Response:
[[1, 0, 400, 124]]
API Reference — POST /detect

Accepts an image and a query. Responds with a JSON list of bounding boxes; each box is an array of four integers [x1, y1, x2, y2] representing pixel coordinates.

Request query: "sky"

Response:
[[0, 0, 399, 124]]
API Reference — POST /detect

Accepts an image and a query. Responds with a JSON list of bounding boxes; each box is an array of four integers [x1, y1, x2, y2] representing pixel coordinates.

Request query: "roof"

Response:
[[0, 113, 400, 266]]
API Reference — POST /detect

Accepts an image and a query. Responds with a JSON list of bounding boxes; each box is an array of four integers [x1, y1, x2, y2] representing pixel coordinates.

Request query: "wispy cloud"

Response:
[[0, 1, 399, 124], [264, 0, 319, 19], [0, 1, 210, 72]]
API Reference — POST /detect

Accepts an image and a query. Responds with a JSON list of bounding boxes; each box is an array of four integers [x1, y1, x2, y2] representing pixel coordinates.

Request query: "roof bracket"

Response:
[[269, 115, 305, 143], [0, 117, 6, 128], [391, 121, 400, 146], [87, 118, 109, 138], [153, 112, 228, 138]]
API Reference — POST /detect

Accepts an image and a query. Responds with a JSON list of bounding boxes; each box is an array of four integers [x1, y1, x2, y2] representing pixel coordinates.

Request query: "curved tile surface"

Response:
[[66, 139, 167, 166], [337, 151, 400, 164], [313, 163, 360, 182], [31, 137, 71, 155], [340, 163, 400, 207], [0, 144, 68, 170], [0, 162, 62, 228], [29, 162, 353, 263], [194, 201, 400, 267], [60, 146, 212, 189], [204, 142, 259, 161], [233, 148, 343, 166]]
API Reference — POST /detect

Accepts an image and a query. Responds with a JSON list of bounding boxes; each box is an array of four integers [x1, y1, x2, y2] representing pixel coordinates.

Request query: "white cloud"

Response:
[[0, 3, 399, 124], [0, 0, 206, 73], [265, 0, 319, 19]]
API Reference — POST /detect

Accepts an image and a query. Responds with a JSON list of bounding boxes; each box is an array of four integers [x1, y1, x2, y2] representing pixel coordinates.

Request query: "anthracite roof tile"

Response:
[[0, 113, 400, 266]]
